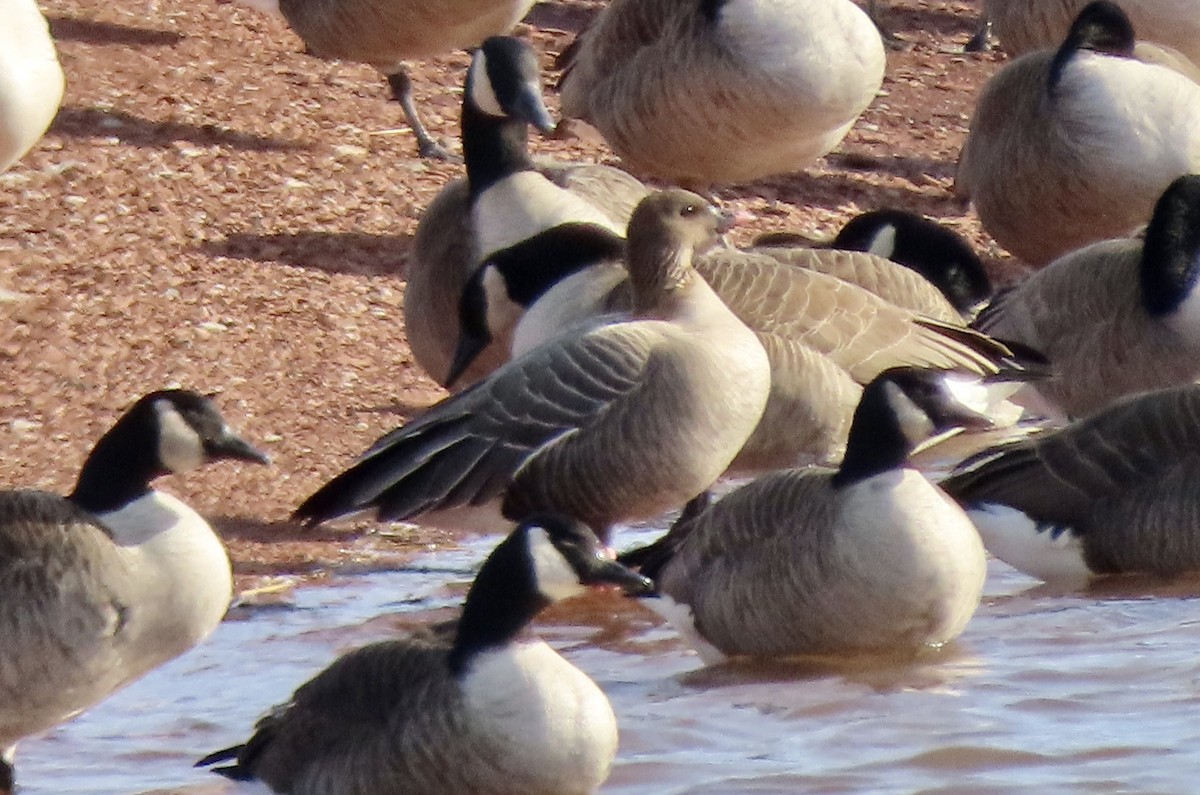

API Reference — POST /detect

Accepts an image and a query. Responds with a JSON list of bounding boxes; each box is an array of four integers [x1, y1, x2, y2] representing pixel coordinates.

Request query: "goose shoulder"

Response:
[[0, 493, 142, 741], [558, 0, 885, 183], [750, 245, 962, 322], [0, 0, 64, 172], [943, 383, 1200, 581]]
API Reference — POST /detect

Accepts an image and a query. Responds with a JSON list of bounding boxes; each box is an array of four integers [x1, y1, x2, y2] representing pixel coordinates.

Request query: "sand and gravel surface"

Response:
[[0, 0, 1023, 586]]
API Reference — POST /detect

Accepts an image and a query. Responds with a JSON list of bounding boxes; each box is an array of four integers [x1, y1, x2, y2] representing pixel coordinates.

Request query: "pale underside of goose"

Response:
[[405, 161, 649, 387], [983, 0, 1200, 64], [0, 0, 65, 173], [273, 0, 534, 66], [956, 46, 1200, 265], [943, 384, 1200, 582], [558, 0, 886, 184], [972, 237, 1200, 418], [651, 466, 987, 660]]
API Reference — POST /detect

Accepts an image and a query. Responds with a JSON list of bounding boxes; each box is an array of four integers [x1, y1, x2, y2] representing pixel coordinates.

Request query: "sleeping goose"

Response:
[[971, 173, 1200, 419], [942, 383, 1200, 584], [450, 228, 1034, 472], [625, 367, 990, 663], [556, 0, 887, 185], [955, 0, 1200, 265], [197, 514, 652, 795], [405, 36, 646, 387], [0, 390, 268, 794], [752, 208, 993, 318], [221, 0, 536, 158], [295, 189, 771, 544], [0, 0, 64, 173], [982, 0, 1200, 64]]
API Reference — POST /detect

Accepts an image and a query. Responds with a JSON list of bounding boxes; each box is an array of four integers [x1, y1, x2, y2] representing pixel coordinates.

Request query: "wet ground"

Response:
[[15, 528, 1200, 794]]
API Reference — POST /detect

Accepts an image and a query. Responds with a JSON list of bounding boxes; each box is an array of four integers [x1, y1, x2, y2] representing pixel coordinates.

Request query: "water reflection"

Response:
[[12, 530, 1200, 794]]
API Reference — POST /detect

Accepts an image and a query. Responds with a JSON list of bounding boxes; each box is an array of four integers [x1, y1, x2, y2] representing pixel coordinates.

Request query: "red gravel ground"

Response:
[[0, 0, 1025, 588]]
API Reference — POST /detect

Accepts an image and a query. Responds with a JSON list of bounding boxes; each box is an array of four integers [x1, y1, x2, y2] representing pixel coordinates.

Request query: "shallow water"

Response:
[[14, 528, 1200, 795]]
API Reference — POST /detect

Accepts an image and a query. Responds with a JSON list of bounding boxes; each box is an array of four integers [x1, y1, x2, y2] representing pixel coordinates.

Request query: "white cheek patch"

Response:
[[866, 223, 898, 259], [155, 400, 205, 474], [469, 52, 504, 117], [527, 526, 586, 602], [481, 264, 523, 337], [940, 372, 989, 414], [885, 382, 935, 446]]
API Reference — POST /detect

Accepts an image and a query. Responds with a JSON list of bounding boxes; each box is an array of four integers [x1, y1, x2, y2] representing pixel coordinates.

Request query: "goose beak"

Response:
[[445, 330, 490, 389], [208, 431, 271, 465], [580, 555, 655, 595], [513, 86, 557, 135]]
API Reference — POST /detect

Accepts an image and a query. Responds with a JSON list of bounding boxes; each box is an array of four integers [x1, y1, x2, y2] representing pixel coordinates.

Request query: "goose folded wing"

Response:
[[294, 327, 656, 525]]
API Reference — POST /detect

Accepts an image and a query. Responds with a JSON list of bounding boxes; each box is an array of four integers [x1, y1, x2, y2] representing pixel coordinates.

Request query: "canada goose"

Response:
[[556, 0, 887, 185], [625, 367, 990, 663], [0, 390, 268, 794], [971, 173, 1200, 419], [405, 37, 646, 387], [942, 383, 1200, 584], [955, 0, 1200, 265], [452, 233, 1032, 473], [295, 189, 771, 544], [753, 208, 992, 318], [0, 0, 64, 173], [982, 0, 1200, 64], [222, 0, 536, 158], [197, 514, 652, 795], [822, 209, 992, 316]]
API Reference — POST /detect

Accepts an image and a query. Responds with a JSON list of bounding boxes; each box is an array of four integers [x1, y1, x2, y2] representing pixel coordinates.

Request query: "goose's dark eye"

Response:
[[681, 204, 700, 217]]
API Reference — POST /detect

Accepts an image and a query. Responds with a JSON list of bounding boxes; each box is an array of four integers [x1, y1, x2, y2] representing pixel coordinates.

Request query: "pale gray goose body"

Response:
[[198, 515, 652, 794], [971, 173, 1200, 419], [943, 383, 1200, 584], [627, 368, 989, 662], [955, 1, 1200, 265], [224, 0, 536, 158], [556, 0, 886, 185], [405, 37, 644, 387], [0, 390, 267, 793], [295, 190, 771, 544]]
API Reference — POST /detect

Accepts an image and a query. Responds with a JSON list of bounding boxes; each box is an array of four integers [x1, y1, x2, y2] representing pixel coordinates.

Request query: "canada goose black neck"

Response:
[[1141, 176, 1200, 317], [69, 397, 170, 515], [462, 94, 536, 200], [833, 379, 920, 488], [1048, 1, 1136, 93], [699, 0, 728, 24], [447, 526, 550, 676], [463, 38, 552, 199]]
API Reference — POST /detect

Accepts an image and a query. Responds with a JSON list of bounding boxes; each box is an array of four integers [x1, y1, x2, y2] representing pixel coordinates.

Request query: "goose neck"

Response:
[[463, 103, 536, 199]]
